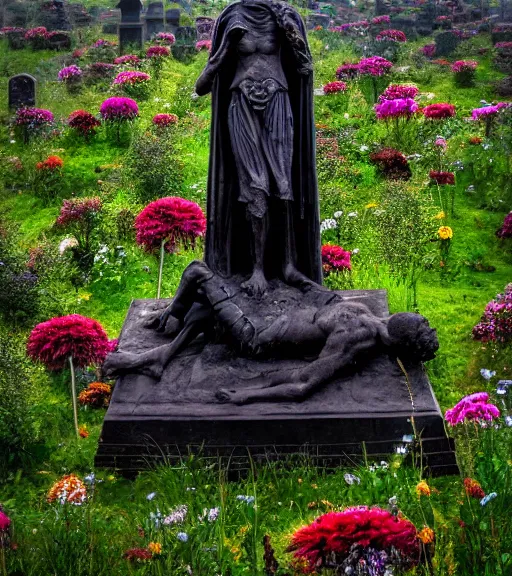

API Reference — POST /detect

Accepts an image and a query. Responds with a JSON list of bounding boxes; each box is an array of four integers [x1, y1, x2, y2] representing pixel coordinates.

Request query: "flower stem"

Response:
[[69, 355, 79, 438], [157, 240, 165, 299]]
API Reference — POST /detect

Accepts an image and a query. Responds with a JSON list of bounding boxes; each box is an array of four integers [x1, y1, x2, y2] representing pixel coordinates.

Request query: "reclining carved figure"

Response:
[[103, 261, 439, 405]]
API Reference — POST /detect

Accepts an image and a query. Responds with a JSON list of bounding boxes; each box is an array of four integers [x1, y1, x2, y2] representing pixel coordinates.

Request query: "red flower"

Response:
[[323, 81, 347, 94], [423, 103, 456, 119], [68, 110, 101, 136], [36, 155, 63, 171], [27, 314, 110, 370], [146, 45, 170, 58], [55, 197, 102, 227], [78, 382, 112, 407], [123, 547, 153, 561], [464, 478, 485, 499], [287, 507, 420, 570], [430, 170, 455, 185], [135, 197, 206, 253], [370, 148, 411, 180], [152, 113, 178, 127], [321, 244, 351, 273]]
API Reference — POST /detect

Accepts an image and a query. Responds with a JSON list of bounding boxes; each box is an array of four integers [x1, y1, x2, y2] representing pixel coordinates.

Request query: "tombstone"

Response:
[[172, 25, 196, 62], [47, 31, 72, 50], [119, 23, 144, 52], [307, 12, 331, 29], [116, 0, 142, 23], [165, 8, 180, 33], [144, 2, 165, 39], [68, 3, 93, 27], [8, 74, 37, 110], [195, 16, 215, 40]]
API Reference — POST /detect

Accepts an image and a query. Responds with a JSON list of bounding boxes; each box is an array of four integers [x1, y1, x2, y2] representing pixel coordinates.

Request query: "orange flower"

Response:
[[47, 474, 87, 505], [418, 526, 435, 544], [148, 542, 162, 555], [79, 425, 89, 438], [416, 480, 431, 497], [464, 478, 485, 499], [36, 155, 64, 171], [469, 136, 482, 145]]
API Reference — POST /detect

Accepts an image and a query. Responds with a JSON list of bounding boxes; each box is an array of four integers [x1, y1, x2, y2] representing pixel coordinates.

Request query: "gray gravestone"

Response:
[[116, 0, 142, 22], [196, 16, 215, 40], [145, 1, 165, 39], [8, 74, 37, 110], [165, 8, 180, 32]]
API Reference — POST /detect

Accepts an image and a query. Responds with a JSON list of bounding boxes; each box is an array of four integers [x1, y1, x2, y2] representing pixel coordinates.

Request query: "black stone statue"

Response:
[[195, 0, 321, 296]]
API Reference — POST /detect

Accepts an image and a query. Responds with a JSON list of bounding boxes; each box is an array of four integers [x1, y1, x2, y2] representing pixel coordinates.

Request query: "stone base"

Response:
[[95, 292, 457, 477]]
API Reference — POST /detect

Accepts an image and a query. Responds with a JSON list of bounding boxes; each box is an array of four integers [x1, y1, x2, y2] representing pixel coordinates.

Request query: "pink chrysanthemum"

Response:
[[445, 392, 500, 426], [155, 32, 176, 45], [379, 84, 419, 102], [27, 314, 110, 370], [135, 197, 206, 253], [430, 170, 455, 185], [321, 244, 351, 273], [196, 40, 212, 51], [375, 29, 407, 42], [100, 97, 138, 121], [152, 113, 178, 127], [55, 197, 102, 227], [146, 45, 171, 58], [112, 71, 150, 86], [358, 56, 393, 76], [471, 102, 509, 120], [451, 60, 478, 73], [15, 107, 54, 127], [114, 54, 140, 65], [287, 507, 420, 571], [423, 103, 456, 119], [68, 110, 101, 136], [374, 98, 418, 119], [0, 510, 11, 532]]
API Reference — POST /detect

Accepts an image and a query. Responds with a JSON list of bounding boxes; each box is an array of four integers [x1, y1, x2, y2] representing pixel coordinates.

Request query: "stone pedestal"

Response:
[[96, 292, 457, 477], [119, 22, 143, 52]]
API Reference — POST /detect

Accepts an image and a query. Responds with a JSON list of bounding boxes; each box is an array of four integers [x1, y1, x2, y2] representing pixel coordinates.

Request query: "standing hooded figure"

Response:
[[195, 0, 322, 296]]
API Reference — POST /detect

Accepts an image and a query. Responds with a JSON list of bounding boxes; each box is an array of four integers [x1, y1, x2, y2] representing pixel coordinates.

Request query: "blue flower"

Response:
[[480, 369, 496, 381], [236, 495, 255, 504], [146, 492, 157, 501], [496, 380, 512, 395], [177, 532, 188, 542], [480, 492, 497, 506]]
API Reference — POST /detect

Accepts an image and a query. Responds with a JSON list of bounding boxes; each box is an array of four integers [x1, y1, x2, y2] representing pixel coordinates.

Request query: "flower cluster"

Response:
[[370, 148, 411, 180], [0, 26, 25, 35], [379, 84, 418, 101], [421, 43, 436, 57], [47, 474, 87, 505], [152, 113, 178, 127], [155, 32, 176, 45], [146, 45, 170, 58], [496, 211, 512, 239], [371, 15, 390, 25], [100, 97, 139, 121], [495, 41, 512, 51], [464, 478, 485, 499], [92, 38, 115, 48], [331, 20, 369, 32], [56, 197, 102, 227], [27, 313, 110, 370], [358, 56, 393, 76], [113, 70, 150, 86], [15, 107, 54, 127], [123, 548, 153, 562], [196, 39, 212, 51], [472, 284, 512, 343], [430, 170, 455, 185], [438, 225, 453, 240], [423, 103, 456, 119], [114, 54, 140, 66], [36, 155, 63, 171], [25, 26, 49, 40], [87, 62, 116, 77], [321, 244, 351, 273], [445, 392, 500, 425], [375, 29, 407, 42], [336, 63, 360, 79], [288, 507, 419, 573], [68, 109, 101, 136], [451, 60, 478, 73], [323, 81, 347, 94], [58, 65, 82, 81], [78, 381, 112, 407], [135, 197, 206, 253], [374, 97, 418, 119], [471, 102, 509, 120]]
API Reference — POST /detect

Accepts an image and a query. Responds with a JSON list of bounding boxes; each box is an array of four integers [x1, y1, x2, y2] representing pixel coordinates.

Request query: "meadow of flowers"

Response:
[[0, 4, 511, 575]]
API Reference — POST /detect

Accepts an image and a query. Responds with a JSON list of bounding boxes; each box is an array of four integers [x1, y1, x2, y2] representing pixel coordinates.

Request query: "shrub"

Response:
[[152, 113, 178, 127], [68, 110, 101, 139], [112, 70, 151, 100], [24, 26, 49, 49], [451, 60, 478, 87], [34, 155, 64, 203], [370, 148, 411, 180], [472, 284, 512, 343], [496, 211, 512, 239], [423, 103, 456, 119], [336, 63, 360, 80], [100, 97, 138, 143], [321, 244, 351, 274], [323, 81, 347, 94], [379, 84, 418, 101], [127, 130, 183, 202], [14, 107, 54, 142], [84, 62, 116, 84], [375, 29, 407, 42]]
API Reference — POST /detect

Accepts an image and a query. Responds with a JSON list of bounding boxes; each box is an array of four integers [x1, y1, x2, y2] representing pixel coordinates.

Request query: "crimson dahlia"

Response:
[[322, 244, 351, 273], [135, 197, 206, 253], [68, 109, 101, 137], [423, 103, 456, 119], [430, 170, 455, 185]]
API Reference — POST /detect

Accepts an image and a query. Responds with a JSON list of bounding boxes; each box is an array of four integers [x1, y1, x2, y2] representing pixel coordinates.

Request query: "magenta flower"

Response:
[[112, 70, 150, 85], [451, 60, 478, 73], [58, 65, 82, 81], [421, 44, 436, 57], [55, 197, 102, 227], [375, 29, 407, 42], [336, 63, 360, 79], [471, 103, 509, 120], [496, 211, 512, 239], [135, 197, 206, 253], [379, 84, 419, 101], [323, 81, 347, 94], [25, 26, 49, 40], [445, 392, 500, 426], [114, 54, 141, 65], [100, 97, 138, 121], [371, 15, 390, 25], [15, 107, 54, 127], [423, 103, 456, 119], [0, 510, 11, 531], [196, 40, 212, 52], [374, 98, 418, 119], [322, 244, 351, 274], [27, 314, 110, 370], [153, 113, 178, 127], [147, 45, 171, 58], [435, 137, 447, 149], [155, 32, 176, 45], [358, 56, 393, 76], [473, 284, 512, 343]]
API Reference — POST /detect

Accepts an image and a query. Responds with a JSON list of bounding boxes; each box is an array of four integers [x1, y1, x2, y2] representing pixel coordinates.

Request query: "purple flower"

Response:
[[374, 98, 418, 119], [473, 284, 512, 343], [58, 65, 82, 81], [112, 71, 150, 85], [435, 137, 447, 149], [445, 392, 500, 426], [471, 103, 509, 120], [358, 56, 393, 77], [15, 107, 54, 127], [99, 97, 138, 121]]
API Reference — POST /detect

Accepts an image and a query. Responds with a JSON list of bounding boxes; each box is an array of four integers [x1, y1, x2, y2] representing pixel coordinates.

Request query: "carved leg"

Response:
[[241, 207, 269, 298]]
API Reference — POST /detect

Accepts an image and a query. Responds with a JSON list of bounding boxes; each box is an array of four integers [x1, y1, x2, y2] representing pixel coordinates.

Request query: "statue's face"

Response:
[[413, 318, 439, 361]]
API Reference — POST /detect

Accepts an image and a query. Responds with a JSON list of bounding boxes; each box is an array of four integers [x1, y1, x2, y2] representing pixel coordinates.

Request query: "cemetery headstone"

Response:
[[307, 12, 331, 29], [172, 25, 196, 61], [8, 74, 37, 110], [117, 0, 143, 52], [435, 29, 462, 56], [195, 16, 215, 40], [165, 8, 181, 33], [145, 2, 165, 39]]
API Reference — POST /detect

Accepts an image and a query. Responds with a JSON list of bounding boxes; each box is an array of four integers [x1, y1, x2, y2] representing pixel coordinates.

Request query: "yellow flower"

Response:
[[416, 480, 431, 497], [418, 526, 435, 544], [365, 202, 378, 209], [79, 292, 92, 301], [438, 226, 453, 240], [148, 542, 162, 555], [79, 425, 89, 438], [434, 211, 445, 220]]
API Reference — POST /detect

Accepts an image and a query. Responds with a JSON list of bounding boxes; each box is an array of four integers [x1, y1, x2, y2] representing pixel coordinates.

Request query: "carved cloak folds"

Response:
[[203, 0, 322, 284]]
